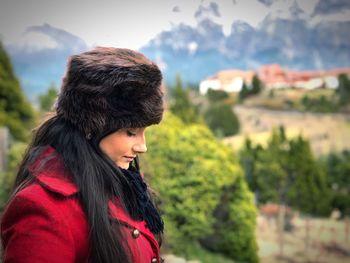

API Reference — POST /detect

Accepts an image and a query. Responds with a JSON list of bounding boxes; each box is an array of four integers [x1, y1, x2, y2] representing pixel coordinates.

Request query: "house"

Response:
[[199, 64, 350, 94], [199, 69, 255, 95]]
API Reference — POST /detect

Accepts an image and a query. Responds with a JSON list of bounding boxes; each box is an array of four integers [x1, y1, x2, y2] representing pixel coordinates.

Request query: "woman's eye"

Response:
[[126, 130, 137, 136]]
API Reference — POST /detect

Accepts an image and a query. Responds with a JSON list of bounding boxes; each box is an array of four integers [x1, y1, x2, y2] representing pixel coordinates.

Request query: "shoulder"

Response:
[[3, 144, 87, 229], [1, 182, 89, 262], [1, 145, 86, 242], [2, 183, 60, 225], [2, 182, 82, 225]]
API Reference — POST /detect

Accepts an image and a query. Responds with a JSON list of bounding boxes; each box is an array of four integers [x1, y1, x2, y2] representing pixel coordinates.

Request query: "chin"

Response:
[[119, 163, 130, 169]]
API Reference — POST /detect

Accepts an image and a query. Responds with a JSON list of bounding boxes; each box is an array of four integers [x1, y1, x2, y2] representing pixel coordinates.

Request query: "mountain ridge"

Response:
[[3, 3, 350, 99]]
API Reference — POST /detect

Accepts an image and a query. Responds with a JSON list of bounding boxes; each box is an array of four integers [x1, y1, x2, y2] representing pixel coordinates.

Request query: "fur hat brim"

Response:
[[56, 47, 164, 140]]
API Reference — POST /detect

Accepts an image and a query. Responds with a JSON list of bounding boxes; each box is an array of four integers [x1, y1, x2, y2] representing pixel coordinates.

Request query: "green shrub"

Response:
[[204, 104, 240, 137], [322, 150, 350, 216], [240, 128, 331, 216], [184, 241, 234, 263], [201, 176, 258, 263], [206, 89, 229, 102], [300, 94, 339, 113], [0, 142, 27, 209], [331, 193, 350, 216], [142, 112, 258, 262]]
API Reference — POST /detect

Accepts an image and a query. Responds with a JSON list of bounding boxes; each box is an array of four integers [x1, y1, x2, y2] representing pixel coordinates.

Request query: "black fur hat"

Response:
[[56, 47, 164, 140]]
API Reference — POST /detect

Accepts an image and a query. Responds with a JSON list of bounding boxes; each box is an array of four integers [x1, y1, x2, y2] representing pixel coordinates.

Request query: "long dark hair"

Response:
[[13, 114, 158, 263]]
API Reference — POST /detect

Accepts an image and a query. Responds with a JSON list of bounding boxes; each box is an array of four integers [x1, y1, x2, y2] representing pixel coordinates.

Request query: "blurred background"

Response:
[[1, 0, 350, 262]]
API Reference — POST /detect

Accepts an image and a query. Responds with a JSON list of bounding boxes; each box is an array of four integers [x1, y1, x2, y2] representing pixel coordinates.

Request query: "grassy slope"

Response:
[[223, 89, 350, 156]]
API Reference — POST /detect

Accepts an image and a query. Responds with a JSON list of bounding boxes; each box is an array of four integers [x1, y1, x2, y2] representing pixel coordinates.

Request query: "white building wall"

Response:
[[223, 78, 244, 92], [324, 76, 338, 89], [199, 79, 221, 95]]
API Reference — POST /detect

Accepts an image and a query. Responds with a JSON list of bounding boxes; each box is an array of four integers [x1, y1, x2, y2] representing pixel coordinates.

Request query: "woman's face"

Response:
[[99, 127, 148, 169]]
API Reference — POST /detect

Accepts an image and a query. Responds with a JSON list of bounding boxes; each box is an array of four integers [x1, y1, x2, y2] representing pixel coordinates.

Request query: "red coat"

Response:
[[1, 147, 161, 263]]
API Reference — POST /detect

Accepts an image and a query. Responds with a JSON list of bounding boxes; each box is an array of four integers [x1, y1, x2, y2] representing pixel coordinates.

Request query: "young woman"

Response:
[[1, 47, 164, 263]]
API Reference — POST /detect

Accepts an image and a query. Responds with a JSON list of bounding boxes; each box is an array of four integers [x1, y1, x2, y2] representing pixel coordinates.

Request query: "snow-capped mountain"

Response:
[[140, 1, 350, 84], [3, 0, 350, 99], [4, 24, 88, 100]]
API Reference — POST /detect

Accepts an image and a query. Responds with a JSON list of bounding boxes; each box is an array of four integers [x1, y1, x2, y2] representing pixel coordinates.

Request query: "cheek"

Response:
[[99, 134, 130, 160], [99, 138, 117, 158]]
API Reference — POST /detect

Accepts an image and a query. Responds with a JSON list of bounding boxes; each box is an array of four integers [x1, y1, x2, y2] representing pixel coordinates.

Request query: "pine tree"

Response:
[[238, 81, 249, 102], [240, 127, 331, 215], [251, 74, 263, 95], [325, 150, 350, 216], [39, 82, 58, 112], [169, 74, 199, 124], [337, 73, 350, 106], [286, 136, 331, 215], [0, 41, 34, 141]]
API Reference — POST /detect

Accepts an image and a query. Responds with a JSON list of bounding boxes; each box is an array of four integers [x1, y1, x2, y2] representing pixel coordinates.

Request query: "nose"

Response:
[[133, 142, 147, 153], [133, 135, 147, 154]]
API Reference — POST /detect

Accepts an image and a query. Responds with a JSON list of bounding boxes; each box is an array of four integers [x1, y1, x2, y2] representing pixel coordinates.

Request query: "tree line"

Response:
[[169, 76, 350, 218]]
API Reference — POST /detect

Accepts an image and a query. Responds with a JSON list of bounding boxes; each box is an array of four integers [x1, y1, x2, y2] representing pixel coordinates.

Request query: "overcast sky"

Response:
[[1, 0, 349, 50]]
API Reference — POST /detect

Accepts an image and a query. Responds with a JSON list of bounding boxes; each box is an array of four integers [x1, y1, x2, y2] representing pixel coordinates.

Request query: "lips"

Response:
[[124, 156, 135, 161]]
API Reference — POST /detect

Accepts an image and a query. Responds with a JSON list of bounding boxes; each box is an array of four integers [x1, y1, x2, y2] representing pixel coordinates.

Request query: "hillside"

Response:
[[223, 105, 350, 156]]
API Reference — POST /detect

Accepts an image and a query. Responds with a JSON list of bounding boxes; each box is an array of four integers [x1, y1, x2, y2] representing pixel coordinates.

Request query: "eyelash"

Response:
[[126, 130, 137, 136]]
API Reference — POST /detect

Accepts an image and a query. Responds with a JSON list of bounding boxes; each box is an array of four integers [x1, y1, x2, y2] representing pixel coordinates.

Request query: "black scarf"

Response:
[[120, 166, 164, 235]]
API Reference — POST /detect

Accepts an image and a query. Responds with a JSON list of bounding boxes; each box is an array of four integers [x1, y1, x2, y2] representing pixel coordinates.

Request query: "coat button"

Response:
[[131, 229, 140, 239], [151, 258, 157, 263]]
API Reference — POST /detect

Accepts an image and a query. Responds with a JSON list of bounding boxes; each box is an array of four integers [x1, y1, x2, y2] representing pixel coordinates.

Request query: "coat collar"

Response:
[[28, 146, 79, 196]]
